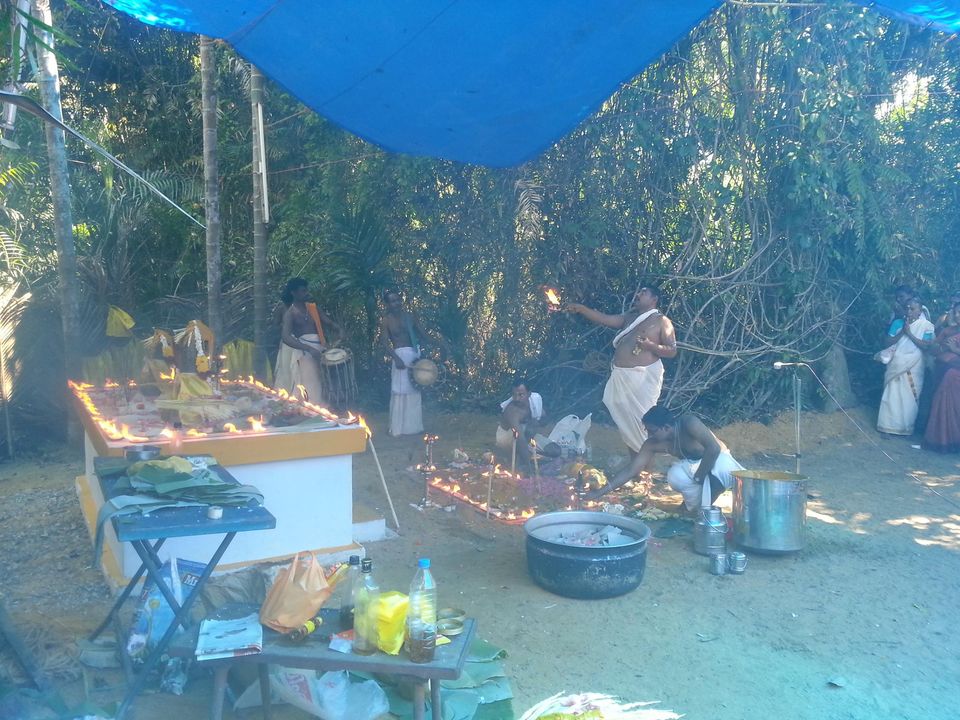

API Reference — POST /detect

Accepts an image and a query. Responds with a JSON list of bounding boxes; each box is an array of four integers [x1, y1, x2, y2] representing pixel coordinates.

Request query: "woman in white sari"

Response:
[[877, 298, 935, 435]]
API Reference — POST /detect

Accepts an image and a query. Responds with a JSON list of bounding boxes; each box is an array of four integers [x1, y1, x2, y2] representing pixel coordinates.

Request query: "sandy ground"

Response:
[[1, 405, 959, 719]]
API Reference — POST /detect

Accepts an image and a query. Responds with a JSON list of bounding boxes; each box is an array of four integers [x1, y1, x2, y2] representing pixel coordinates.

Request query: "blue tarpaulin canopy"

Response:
[[104, 1, 960, 167]]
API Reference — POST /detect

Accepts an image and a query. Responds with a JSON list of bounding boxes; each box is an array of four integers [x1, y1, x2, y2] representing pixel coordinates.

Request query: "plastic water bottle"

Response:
[[405, 558, 437, 663], [352, 558, 379, 655], [339, 555, 361, 629]]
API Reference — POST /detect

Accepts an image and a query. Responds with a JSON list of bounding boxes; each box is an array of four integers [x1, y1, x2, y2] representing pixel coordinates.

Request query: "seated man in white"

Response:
[[496, 380, 544, 464]]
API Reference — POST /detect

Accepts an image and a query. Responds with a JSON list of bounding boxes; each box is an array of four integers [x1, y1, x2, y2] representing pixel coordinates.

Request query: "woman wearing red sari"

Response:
[[923, 299, 960, 452]]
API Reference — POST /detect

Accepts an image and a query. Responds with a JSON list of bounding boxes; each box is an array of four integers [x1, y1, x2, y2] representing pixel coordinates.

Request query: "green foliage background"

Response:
[[2, 2, 959, 448]]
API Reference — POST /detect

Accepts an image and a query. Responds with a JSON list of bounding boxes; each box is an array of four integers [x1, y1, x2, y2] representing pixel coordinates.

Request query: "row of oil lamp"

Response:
[[426, 473, 596, 524], [416, 432, 597, 523], [68, 378, 368, 445]]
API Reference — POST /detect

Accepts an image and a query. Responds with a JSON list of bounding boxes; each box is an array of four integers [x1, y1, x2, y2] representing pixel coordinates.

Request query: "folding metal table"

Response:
[[87, 458, 276, 719]]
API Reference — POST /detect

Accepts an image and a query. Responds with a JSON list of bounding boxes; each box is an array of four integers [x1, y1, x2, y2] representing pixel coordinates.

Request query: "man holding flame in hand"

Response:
[[566, 284, 677, 461]]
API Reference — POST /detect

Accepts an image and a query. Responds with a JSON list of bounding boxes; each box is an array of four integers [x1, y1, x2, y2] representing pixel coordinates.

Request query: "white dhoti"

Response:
[[495, 425, 517, 449], [602, 361, 664, 452], [390, 346, 423, 436], [667, 452, 743, 511], [274, 333, 324, 404]]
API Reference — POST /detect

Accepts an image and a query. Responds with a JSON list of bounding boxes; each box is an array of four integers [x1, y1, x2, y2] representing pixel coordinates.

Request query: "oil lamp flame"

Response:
[[247, 415, 266, 432]]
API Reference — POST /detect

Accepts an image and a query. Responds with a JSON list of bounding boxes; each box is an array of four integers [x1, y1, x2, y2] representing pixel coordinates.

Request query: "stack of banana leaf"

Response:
[[98, 456, 263, 506], [92, 456, 264, 563], [81, 342, 147, 385], [222, 339, 273, 385]]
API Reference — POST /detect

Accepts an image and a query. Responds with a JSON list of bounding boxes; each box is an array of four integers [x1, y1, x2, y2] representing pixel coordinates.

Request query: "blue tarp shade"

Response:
[[103, 1, 960, 168]]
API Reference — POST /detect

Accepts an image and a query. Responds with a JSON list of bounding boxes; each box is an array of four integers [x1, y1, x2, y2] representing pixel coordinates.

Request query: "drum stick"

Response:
[[367, 438, 400, 531]]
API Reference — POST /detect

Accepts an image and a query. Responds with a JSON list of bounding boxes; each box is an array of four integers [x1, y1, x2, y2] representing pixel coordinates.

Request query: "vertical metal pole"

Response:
[[794, 372, 802, 475]]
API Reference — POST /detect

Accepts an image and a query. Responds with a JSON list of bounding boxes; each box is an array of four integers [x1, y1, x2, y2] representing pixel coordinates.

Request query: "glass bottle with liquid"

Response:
[[352, 558, 379, 655], [339, 555, 361, 630]]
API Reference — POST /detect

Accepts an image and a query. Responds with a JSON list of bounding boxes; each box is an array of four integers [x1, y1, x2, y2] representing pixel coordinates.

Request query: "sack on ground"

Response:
[[259, 553, 331, 633], [271, 669, 389, 720]]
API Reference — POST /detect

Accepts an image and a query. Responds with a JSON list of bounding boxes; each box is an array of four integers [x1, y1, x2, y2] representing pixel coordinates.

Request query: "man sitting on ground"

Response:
[[585, 405, 742, 513], [496, 381, 544, 462]]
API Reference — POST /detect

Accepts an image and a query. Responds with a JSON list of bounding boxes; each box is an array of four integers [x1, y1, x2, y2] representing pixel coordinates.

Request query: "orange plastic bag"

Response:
[[260, 553, 331, 633]]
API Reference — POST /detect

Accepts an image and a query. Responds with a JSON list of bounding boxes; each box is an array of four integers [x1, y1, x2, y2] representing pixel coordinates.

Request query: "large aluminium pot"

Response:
[[732, 470, 807, 553], [523, 511, 651, 599]]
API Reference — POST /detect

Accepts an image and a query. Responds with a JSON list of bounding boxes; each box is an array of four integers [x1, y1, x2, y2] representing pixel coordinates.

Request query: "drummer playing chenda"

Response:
[[585, 405, 743, 514], [274, 277, 341, 404], [380, 289, 448, 437]]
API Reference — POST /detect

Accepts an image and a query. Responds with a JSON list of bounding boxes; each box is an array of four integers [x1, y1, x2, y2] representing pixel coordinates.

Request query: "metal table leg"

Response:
[[259, 663, 273, 720], [129, 539, 193, 632], [430, 678, 441, 720], [413, 681, 426, 720], [115, 531, 236, 720], [88, 538, 166, 641], [211, 665, 228, 720]]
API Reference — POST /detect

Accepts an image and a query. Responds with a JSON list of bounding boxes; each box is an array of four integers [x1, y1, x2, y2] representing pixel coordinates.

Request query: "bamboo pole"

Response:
[[530, 438, 539, 491], [486, 462, 495, 519], [0, 333, 13, 459], [367, 438, 400, 531]]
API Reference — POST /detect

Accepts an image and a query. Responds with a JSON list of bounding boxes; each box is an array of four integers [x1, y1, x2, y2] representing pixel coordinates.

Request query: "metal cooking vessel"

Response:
[[524, 511, 651, 599], [732, 470, 807, 553], [693, 505, 727, 556]]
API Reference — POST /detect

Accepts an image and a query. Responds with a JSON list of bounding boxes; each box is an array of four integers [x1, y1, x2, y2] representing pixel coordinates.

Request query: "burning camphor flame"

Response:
[[358, 415, 372, 439], [544, 287, 561, 309]]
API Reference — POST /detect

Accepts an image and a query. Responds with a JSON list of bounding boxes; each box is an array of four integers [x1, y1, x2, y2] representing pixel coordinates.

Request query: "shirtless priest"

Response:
[[585, 405, 743, 513], [566, 284, 677, 456]]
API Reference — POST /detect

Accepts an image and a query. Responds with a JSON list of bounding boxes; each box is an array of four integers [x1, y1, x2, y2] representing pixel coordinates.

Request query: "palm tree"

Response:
[[250, 64, 269, 376], [200, 36, 223, 343], [32, 0, 80, 376], [325, 204, 395, 358]]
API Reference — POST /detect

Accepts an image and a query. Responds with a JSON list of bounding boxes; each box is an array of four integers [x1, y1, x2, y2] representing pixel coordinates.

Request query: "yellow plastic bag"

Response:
[[374, 591, 409, 655]]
